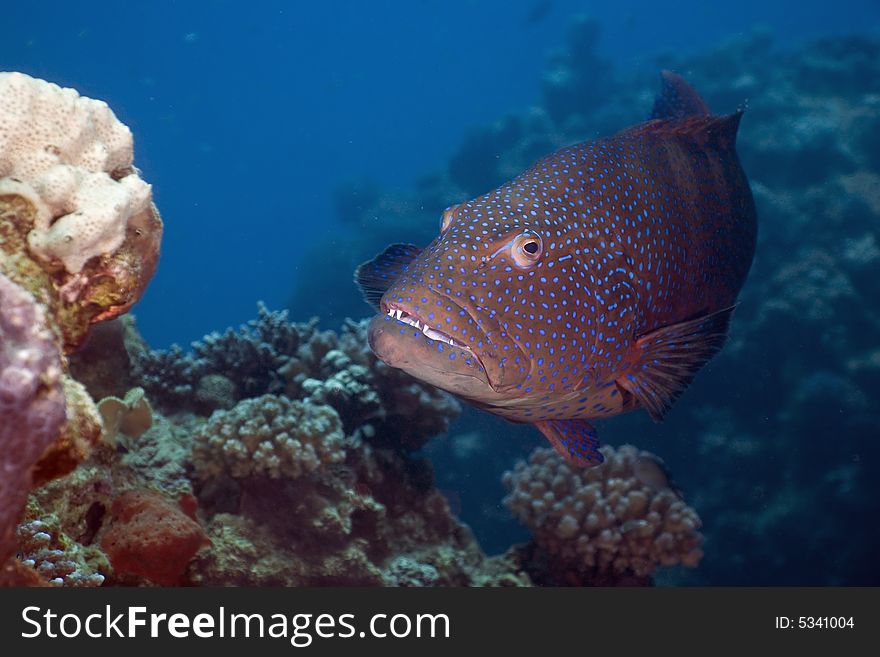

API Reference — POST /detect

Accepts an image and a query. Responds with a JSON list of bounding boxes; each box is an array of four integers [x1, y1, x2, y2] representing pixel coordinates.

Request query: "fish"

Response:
[[355, 71, 757, 467]]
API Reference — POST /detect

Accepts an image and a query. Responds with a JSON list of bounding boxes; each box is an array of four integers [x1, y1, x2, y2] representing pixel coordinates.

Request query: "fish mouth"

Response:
[[375, 288, 529, 393], [381, 303, 469, 349], [380, 298, 489, 373]]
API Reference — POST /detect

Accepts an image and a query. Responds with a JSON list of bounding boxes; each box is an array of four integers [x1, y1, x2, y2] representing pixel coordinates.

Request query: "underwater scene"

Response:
[[1, 1, 879, 587]]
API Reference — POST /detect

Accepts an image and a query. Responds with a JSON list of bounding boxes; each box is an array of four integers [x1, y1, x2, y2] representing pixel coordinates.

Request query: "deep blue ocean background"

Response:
[[4, 1, 880, 586], [2, 1, 877, 348]]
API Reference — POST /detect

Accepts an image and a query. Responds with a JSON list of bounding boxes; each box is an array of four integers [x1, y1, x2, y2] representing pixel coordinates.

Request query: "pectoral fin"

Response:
[[354, 243, 422, 310], [534, 419, 604, 467], [617, 305, 735, 421]]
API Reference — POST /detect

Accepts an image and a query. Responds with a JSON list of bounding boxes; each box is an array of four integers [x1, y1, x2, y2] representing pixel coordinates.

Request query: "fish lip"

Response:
[[379, 297, 490, 373]]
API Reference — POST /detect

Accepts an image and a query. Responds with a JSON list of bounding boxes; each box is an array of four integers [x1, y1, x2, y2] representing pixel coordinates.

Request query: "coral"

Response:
[[189, 444, 526, 586], [0, 72, 153, 274], [120, 414, 196, 496], [194, 373, 237, 411], [97, 387, 153, 445], [0, 73, 162, 351], [130, 343, 195, 410], [100, 489, 208, 586], [132, 304, 317, 410], [502, 445, 703, 586], [16, 516, 106, 587], [0, 273, 66, 567], [133, 307, 460, 453], [11, 28, 880, 588], [191, 394, 345, 480], [30, 375, 103, 487]]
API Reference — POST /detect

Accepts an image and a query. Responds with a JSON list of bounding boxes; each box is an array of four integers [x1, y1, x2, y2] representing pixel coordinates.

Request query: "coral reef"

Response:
[[503, 445, 703, 586], [16, 515, 106, 587], [12, 304, 520, 587], [0, 73, 163, 351], [0, 72, 166, 585], [191, 395, 345, 480], [100, 490, 208, 586], [0, 274, 66, 570], [134, 307, 460, 452], [190, 427, 527, 586], [5, 26, 879, 588]]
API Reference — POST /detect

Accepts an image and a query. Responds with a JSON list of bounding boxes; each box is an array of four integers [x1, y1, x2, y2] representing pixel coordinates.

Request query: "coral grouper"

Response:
[[356, 72, 756, 467]]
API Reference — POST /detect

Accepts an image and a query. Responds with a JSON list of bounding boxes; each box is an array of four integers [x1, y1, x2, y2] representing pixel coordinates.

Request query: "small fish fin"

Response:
[[354, 243, 421, 310], [534, 419, 604, 468], [617, 305, 735, 421], [650, 70, 710, 120]]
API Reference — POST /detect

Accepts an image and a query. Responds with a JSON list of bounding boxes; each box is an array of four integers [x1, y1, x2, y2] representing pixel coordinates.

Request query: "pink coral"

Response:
[[0, 273, 66, 566]]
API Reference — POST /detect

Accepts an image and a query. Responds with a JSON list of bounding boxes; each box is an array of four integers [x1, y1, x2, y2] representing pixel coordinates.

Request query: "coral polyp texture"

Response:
[[0, 71, 162, 350], [192, 395, 346, 480], [503, 445, 703, 586], [0, 274, 66, 570]]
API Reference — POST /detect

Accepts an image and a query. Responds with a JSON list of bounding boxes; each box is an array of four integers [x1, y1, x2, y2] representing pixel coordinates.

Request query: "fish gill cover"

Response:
[[0, 15, 878, 587]]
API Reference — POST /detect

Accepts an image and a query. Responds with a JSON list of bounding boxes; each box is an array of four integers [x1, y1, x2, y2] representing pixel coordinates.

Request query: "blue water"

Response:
[[2, 0, 877, 348]]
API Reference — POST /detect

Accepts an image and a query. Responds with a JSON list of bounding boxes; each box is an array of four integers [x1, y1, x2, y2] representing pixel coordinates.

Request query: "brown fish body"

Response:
[[357, 72, 756, 467]]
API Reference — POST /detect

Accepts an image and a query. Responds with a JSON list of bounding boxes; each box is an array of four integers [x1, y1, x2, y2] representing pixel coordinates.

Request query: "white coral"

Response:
[[0, 71, 152, 273]]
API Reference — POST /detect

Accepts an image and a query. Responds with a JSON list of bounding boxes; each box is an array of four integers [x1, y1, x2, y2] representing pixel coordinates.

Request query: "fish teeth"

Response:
[[423, 326, 450, 344], [387, 307, 465, 350]]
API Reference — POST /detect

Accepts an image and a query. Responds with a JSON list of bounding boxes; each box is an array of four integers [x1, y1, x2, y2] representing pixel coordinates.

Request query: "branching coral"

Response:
[[186, 382, 513, 586], [503, 445, 703, 586], [132, 307, 460, 453], [132, 304, 317, 410]]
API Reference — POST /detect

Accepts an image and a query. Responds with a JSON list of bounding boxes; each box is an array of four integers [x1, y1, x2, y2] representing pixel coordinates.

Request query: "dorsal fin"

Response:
[[650, 70, 710, 120], [354, 243, 421, 310], [624, 111, 743, 149], [616, 305, 735, 421]]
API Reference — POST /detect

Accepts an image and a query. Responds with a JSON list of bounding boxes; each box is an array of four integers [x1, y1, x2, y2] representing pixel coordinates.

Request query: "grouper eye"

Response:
[[511, 231, 543, 268]]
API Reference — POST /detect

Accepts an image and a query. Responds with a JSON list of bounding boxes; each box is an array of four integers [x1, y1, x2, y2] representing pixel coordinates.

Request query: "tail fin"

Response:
[[650, 70, 710, 120]]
